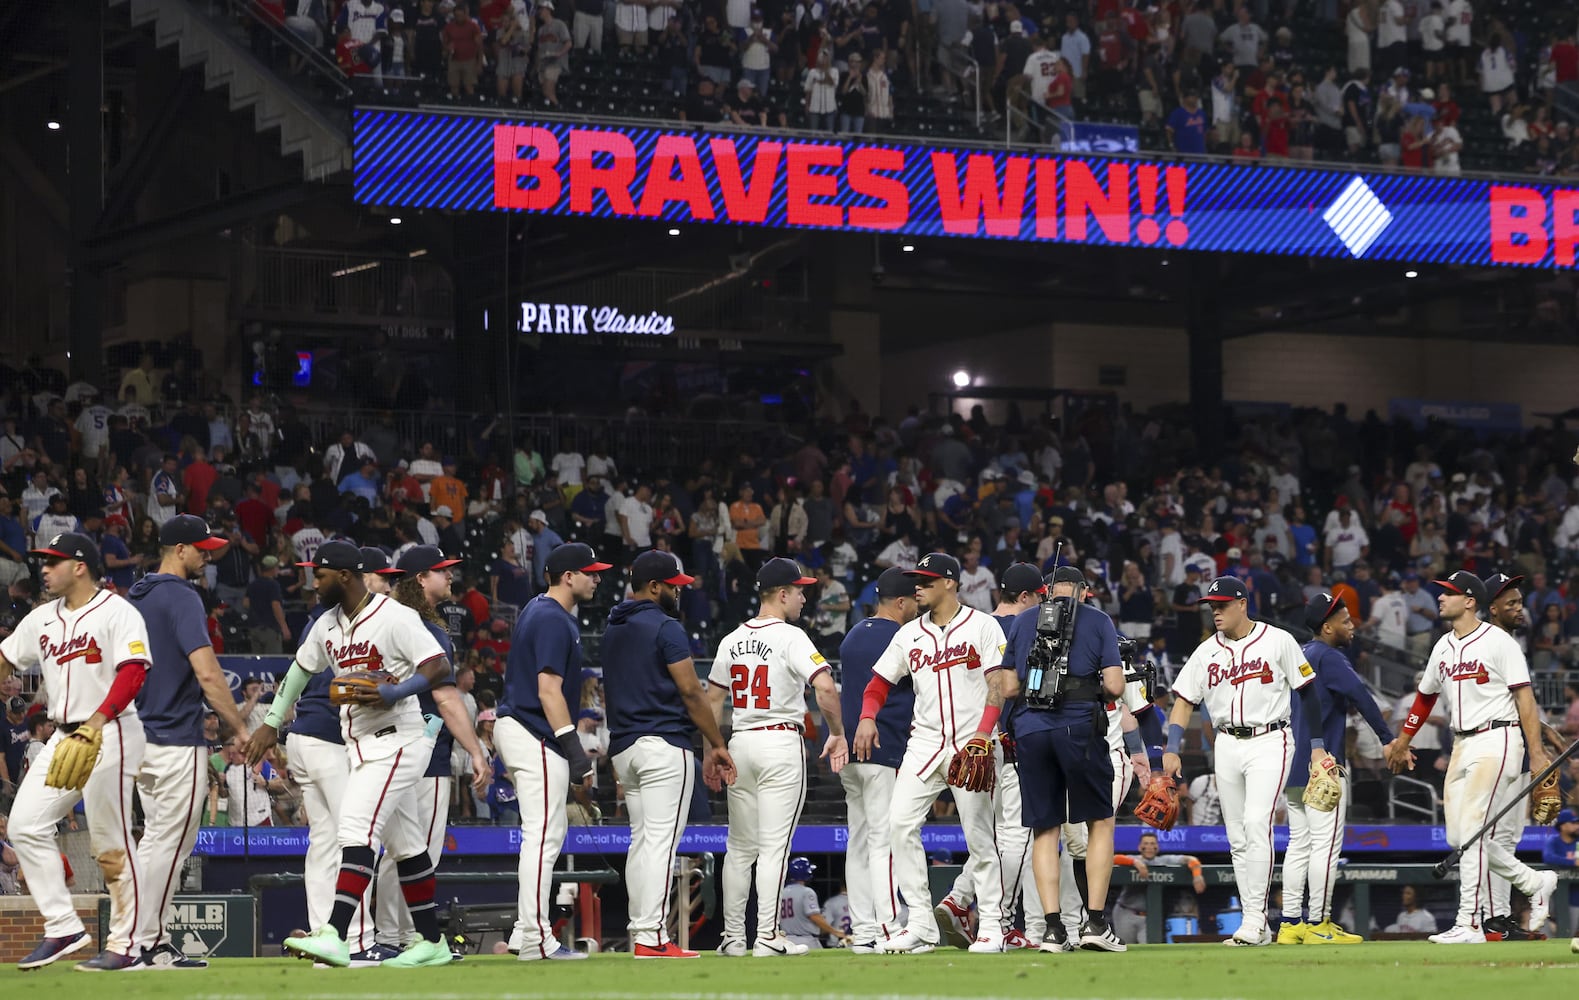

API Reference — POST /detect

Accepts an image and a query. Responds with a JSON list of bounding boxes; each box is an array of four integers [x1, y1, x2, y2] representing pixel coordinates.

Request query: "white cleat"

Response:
[[1569, 936, 1579, 955], [849, 941, 880, 955], [1528, 870, 1559, 934], [934, 900, 972, 949], [1428, 925, 1487, 944], [966, 933, 1005, 954], [716, 937, 747, 957], [876, 931, 937, 955], [751, 934, 809, 957]]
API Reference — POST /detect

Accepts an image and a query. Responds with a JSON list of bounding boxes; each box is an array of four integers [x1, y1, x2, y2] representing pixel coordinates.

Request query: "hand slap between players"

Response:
[[245, 723, 279, 768], [1383, 738, 1415, 774]]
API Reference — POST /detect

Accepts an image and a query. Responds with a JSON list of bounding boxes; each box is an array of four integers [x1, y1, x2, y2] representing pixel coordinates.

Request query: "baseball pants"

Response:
[[495, 717, 570, 959], [1444, 728, 1546, 930], [840, 763, 903, 944], [1282, 774, 1348, 925], [944, 749, 1040, 939], [1215, 727, 1294, 940], [10, 717, 145, 954], [1486, 765, 1526, 923], [613, 737, 696, 949], [890, 744, 1003, 943], [376, 776, 452, 948], [287, 733, 371, 951], [134, 743, 208, 951], [722, 729, 807, 943]]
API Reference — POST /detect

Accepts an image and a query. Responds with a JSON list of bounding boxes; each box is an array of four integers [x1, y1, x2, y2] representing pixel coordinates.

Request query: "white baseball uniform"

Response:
[[1172, 622, 1312, 941], [872, 605, 1007, 944], [708, 617, 829, 944], [778, 883, 826, 949], [1418, 622, 1548, 930], [2, 589, 150, 955], [944, 738, 1045, 940]]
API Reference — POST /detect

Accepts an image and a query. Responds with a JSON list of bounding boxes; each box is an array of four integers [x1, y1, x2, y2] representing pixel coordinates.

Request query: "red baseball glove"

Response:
[[946, 735, 996, 794], [1134, 774, 1180, 830]]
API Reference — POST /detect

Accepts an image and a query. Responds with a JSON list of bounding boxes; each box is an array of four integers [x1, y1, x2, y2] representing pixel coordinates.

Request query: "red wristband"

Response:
[[1400, 691, 1438, 737], [975, 703, 1001, 735], [95, 661, 148, 720], [860, 675, 893, 720]]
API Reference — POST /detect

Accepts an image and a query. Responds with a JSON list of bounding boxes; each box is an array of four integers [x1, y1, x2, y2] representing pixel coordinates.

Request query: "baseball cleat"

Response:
[[1276, 921, 1309, 944], [1078, 915, 1127, 953], [74, 949, 140, 972], [543, 947, 587, 960], [18, 930, 92, 970], [633, 942, 699, 959], [752, 934, 809, 957], [1527, 870, 1558, 934], [284, 926, 351, 967], [716, 937, 747, 957], [1570, 936, 1579, 954], [1482, 916, 1540, 941], [876, 931, 937, 954], [133, 942, 208, 969], [1428, 925, 1486, 944], [1303, 920, 1362, 944], [849, 941, 880, 955], [935, 899, 972, 949], [967, 932, 1006, 953], [383, 938, 454, 968], [1223, 930, 1270, 947], [1003, 929, 1032, 949]]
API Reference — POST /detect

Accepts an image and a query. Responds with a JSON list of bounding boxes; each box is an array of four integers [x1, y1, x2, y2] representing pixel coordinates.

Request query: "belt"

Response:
[[1454, 719, 1515, 739], [743, 723, 803, 733], [1217, 719, 1289, 740]]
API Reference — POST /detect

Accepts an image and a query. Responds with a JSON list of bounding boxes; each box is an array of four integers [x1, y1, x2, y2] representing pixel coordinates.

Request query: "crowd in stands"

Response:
[[11, 347, 1579, 824], [246, 0, 1577, 174]]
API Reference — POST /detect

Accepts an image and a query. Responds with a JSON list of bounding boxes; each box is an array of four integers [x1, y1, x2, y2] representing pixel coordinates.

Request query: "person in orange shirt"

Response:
[[429, 457, 469, 520], [729, 483, 767, 570]]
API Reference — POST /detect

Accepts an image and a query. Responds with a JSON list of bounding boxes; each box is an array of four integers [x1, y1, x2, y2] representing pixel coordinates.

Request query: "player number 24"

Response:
[[729, 664, 771, 710]]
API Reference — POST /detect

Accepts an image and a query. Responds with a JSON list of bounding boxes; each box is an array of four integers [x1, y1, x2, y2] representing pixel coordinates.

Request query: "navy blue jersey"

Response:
[[839, 617, 912, 769], [127, 573, 214, 746], [601, 598, 695, 757], [1290, 640, 1393, 783], [1004, 601, 1120, 737], [289, 604, 342, 744], [499, 594, 583, 754], [420, 620, 456, 777]]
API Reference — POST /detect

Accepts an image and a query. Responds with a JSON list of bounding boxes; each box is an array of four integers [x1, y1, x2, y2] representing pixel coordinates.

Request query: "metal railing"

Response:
[[210, 0, 353, 100], [235, 244, 455, 323]]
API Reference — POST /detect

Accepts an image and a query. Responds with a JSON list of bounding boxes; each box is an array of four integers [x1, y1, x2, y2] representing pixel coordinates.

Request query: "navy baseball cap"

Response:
[[1001, 562, 1045, 597], [545, 542, 612, 580], [1305, 592, 1345, 631], [907, 552, 961, 581], [1482, 572, 1524, 602], [31, 531, 102, 575], [631, 550, 694, 587], [1048, 565, 1087, 589], [757, 557, 816, 589], [1199, 576, 1249, 603], [359, 547, 401, 575], [1434, 570, 1489, 608], [160, 513, 228, 551], [875, 566, 914, 599], [396, 545, 461, 576], [297, 539, 364, 572]]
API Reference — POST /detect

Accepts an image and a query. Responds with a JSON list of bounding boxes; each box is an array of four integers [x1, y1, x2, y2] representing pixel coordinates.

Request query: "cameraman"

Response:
[[1000, 566, 1125, 953]]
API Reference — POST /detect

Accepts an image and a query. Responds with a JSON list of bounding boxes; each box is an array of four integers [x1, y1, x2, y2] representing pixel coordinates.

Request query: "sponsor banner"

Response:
[[98, 894, 256, 957], [1388, 397, 1524, 432]]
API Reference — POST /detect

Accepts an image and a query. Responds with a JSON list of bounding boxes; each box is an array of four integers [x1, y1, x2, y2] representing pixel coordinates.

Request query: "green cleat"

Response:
[[383, 938, 454, 968], [284, 927, 350, 968]]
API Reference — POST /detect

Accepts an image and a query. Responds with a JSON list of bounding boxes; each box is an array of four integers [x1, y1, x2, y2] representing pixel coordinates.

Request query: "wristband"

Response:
[[554, 724, 575, 737], [1123, 727, 1143, 755], [1166, 723, 1184, 754], [378, 672, 432, 706], [975, 703, 1001, 735], [1401, 691, 1438, 737], [1310, 738, 1326, 751]]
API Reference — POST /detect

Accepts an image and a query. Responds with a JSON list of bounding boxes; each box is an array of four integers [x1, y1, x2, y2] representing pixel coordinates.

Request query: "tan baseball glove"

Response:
[[46, 724, 102, 791], [329, 669, 396, 706], [1305, 756, 1345, 812]]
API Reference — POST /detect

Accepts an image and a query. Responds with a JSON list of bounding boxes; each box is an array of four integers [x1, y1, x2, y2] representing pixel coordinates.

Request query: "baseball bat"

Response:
[[1430, 734, 1579, 879]]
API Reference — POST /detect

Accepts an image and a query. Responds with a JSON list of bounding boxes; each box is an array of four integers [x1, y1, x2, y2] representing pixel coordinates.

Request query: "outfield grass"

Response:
[[5, 945, 1579, 998]]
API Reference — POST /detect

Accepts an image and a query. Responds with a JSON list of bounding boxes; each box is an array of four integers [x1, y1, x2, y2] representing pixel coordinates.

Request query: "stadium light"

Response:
[[667, 228, 680, 236], [951, 370, 971, 389], [1404, 269, 1418, 279], [46, 120, 61, 131], [389, 216, 403, 225], [901, 243, 915, 252]]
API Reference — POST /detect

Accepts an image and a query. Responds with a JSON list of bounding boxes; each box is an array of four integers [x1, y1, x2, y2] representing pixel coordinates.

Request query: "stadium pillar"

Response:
[[1186, 261, 1223, 459], [66, 0, 105, 384]]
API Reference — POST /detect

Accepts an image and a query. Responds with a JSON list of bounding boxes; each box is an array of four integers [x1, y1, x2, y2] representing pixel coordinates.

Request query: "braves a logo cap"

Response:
[[1000, 562, 1046, 597], [359, 547, 402, 575], [31, 532, 102, 574], [1199, 576, 1249, 603], [545, 542, 613, 580], [1305, 591, 1345, 630], [756, 557, 817, 590], [160, 513, 228, 550], [1481, 572, 1524, 603], [1433, 570, 1489, 609], [906, 552, 961, 581], [630, 549, 694, 587], [394, 544, 462, 576], [298, 539, 364, 572]]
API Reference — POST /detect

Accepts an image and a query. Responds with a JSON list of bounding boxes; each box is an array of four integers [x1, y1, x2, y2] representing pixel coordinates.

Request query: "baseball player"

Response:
[[1386, 571, 1558, 943], [602, 550, 736, 959], [1279, 593, 1394, 945], [837, 567, 917, 953], [1161, 576, 1328, 947], [708, 558, 848, 958], [1, 533, 151, 970], [127, 515, 248, 969], [853, 552, 1010, 954], [778, 858, 849, 949], [495, 542, 610, 961], [376, 545, 464, 956], [244, 541, 489, 968], [823, 883, 852, 940]]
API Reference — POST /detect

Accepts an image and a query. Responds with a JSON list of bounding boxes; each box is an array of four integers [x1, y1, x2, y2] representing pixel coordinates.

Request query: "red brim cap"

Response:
[[1198, 594, 1242, 602], [31, 548, 74, 560], [373, 567, 405, 575], [193, 537, 228, 551], [430, 558, 462, 570], [791, 574, 817, 585], [906, 569, 945, 578], [582, 561, 614, 572], [295, 561, 319, 567], [1432, 578, 1464, 593], [663, 572, 695, 586]]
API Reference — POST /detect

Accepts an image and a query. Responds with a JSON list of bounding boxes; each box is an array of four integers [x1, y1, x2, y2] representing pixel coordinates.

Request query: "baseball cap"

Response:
[[432, 505, 454, 520], [395, 545, 461, 576], [1482, 572, 1524, 602], [359, 547, 401, 575], [160, 513, 228, 550], [1226, 546, 1243, 559], [1199, 576, 1249, 603], [1001, 562, 1045, 597], [261, 555, 279, 569], [1305, 592, 1345, 631], [1009, 19, 1025, 33], [528, 509, 548, 524], [757, 557, 817, 590], [545, 542, 613, 579], [630, 550, 694, 587], [875, 566, 915, 599], [1556, 808, 1578, 827], [1434, 570, 1489, 608], [31, 532, 102, 575], [297, 539, 364, 572], [907, 552, 961, 581], [390, 6, 405, 19]]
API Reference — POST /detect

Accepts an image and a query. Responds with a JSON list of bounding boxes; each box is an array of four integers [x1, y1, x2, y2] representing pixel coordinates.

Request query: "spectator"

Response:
[[1444, 0, 1473, 84], [336, 0, 389, 86], [1044, 55, 1075, 121], [1209, 64, 1239, 151], [1342, 68, 1373, 155], [1433, 114, 1463, 174], [619, 484, 656, 556], [695, 14, 735, 87], [837, 52, 868, 134], [740, 10, 775, 94], [443, 1, 486, 98], [730, 483, 768, 570], [1375, 0, 1407, 76], [571, 0, 604, 52], [218, 735, 285, 826], [1400, 113, 1429, 169], [1343, 2, 1371, 75], [805, 49, 840, 132], [1166, 90, 1208, 154], [1220, 6, 1265, 78], [536, 3, 571, 107], [657, 17, 690, 96], [1479, 33, 1516, 114], [1384, 885, 1439, 934], [118, 354, 159, 408], [1060, 12, 1091, 104], [494, 2, 531, 105], [246, 555, 291, 653], [1421, 2, 1447, 83], [613, 0, 646, 52]]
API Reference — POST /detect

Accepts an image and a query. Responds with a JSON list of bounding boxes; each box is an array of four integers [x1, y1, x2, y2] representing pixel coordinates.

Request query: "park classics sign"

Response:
[[518, 301, 675, 336]]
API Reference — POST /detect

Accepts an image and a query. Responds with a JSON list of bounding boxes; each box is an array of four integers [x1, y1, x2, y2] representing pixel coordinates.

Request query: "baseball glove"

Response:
[[1305, 756, 1345, 812], [1532, 768, 1563, 825], [946, 735, 996, 794], [46, 724, 102, 791], [329, 669, 397, 706], [1134, 774, 1179, 830], [999, 733, 1017, 765]]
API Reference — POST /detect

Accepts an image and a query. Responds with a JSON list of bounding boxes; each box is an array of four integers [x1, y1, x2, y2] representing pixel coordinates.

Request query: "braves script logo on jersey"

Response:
[[39, 633, 103, 666], [1439, 658, 1490, 685], [909, 642, 982, 673], [325, 638, 386, 673], [1206, 658, 1273, 687]]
